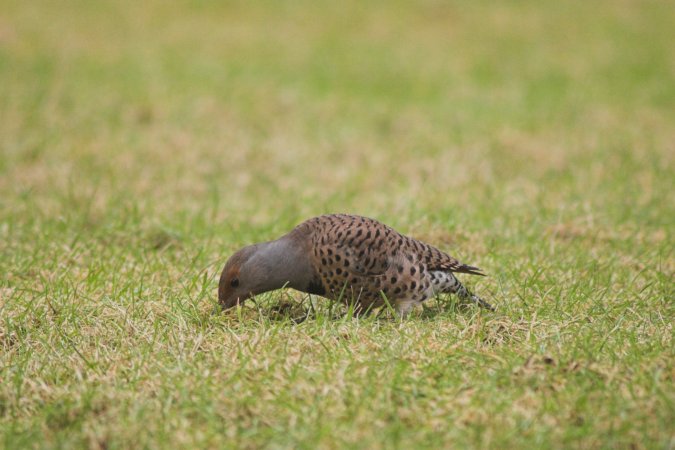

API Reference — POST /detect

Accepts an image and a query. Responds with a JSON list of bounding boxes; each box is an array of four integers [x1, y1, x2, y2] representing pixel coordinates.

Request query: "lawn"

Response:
[[1, 0, 673, 448]]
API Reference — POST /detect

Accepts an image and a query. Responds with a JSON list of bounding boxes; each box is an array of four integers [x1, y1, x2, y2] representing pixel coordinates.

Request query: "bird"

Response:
[[218, 214, 493, 316]]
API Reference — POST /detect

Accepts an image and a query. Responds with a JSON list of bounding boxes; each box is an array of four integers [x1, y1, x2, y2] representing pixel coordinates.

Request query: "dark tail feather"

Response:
[[442, 271, 495, 311], [469, 293, 495, 311], [454, 264, 487, 276]]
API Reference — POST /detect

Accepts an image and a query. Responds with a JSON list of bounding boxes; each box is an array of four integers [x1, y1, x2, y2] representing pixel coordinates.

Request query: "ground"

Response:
[[1, 0, 673, 448]]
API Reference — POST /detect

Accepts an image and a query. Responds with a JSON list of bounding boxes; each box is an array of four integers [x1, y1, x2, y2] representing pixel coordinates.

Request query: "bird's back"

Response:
[[289, 214, 490, 311], [298, 214, 481, 271]]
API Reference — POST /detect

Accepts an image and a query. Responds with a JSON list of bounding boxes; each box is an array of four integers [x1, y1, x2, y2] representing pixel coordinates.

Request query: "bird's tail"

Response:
[[436, 271, 494, 311], [453, 264, 487, 276], [464, 292, 495, 311]]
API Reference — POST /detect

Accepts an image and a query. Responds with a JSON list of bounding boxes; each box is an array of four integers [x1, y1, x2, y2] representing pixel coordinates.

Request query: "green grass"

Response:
[[1, 0, 674, 448]]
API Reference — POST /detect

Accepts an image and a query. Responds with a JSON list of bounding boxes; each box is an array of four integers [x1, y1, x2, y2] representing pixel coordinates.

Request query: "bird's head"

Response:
[[218, 245, 261, 309], [217, 235, 313, 310]]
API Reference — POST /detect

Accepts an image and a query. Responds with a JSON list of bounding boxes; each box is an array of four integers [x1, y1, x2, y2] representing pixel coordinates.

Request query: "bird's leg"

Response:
[[393, 298, 418, 317]]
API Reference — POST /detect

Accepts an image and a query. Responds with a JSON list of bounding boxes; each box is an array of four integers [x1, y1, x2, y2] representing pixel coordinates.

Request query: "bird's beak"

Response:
[[219, 296, 238, 310], [218, 295, 239, 311], [219, 293, 251, 310]]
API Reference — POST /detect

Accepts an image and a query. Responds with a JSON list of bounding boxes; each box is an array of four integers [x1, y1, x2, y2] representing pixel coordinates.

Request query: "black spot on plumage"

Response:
[[321, 258, 327, 265], [390, 276, 397, 283], [410, 267, 416, 275]]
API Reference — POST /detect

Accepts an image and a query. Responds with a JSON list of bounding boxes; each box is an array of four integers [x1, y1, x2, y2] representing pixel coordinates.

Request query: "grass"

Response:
[[1, 0, 673, 448]]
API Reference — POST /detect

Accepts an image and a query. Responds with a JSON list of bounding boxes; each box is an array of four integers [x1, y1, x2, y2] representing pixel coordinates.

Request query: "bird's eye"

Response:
[[230, 278, 239, 288]]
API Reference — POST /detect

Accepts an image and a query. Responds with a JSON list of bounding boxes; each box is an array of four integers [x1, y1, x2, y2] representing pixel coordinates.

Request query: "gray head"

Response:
[[217, 236, 315, 309], [218, 244, 260, 309]]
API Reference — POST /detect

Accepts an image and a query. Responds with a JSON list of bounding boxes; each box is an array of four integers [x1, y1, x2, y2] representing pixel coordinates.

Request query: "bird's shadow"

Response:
[[225, 295, 494, 324]]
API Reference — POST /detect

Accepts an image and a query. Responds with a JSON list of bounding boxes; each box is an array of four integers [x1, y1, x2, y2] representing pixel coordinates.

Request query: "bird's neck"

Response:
[[247, 234, 315, 295]]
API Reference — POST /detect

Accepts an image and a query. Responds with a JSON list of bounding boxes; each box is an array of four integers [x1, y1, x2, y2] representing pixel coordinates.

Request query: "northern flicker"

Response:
[[218, 214, 493, 315]]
